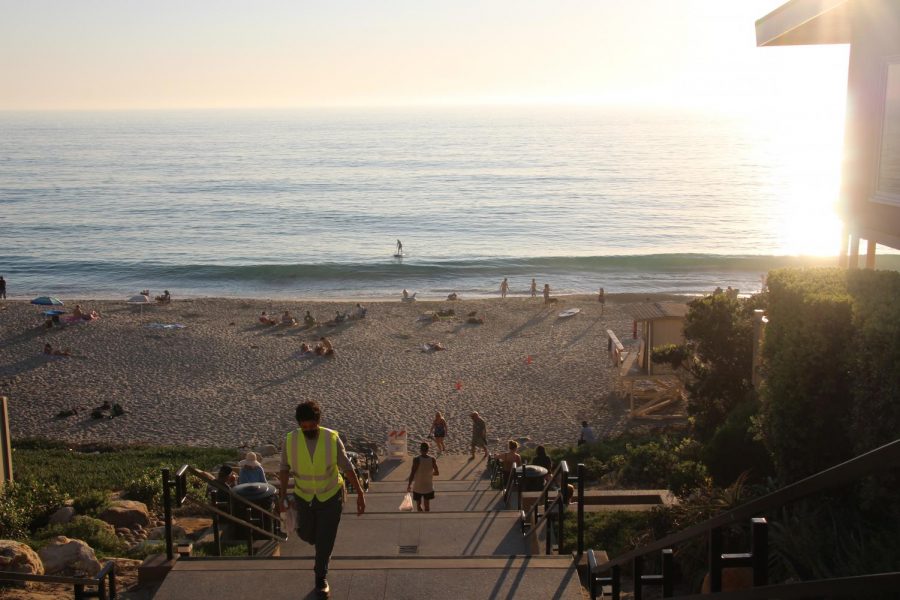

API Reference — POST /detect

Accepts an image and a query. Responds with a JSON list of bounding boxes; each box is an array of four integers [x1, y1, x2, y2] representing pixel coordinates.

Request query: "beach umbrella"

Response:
[[127, 294, 151, 315], [31, 296, 64, 306]]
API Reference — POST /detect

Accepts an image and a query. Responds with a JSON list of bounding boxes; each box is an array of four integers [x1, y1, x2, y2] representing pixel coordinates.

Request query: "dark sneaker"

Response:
[[316, 577, 330, 598]]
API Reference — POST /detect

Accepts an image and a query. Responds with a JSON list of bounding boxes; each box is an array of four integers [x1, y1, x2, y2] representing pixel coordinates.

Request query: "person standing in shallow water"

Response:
[[407, 442, 439, 512], [500, 277, 510, 299], [530, 278, 537, 298], [279, 401, 366, 599], [0, 276, 6, 300], [543, 283, 551, 304]]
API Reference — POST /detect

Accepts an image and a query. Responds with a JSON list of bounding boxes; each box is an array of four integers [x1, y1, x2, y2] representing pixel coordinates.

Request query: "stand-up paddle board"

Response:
[[558, 308, 581, 318], [393, 253, 405, 258]]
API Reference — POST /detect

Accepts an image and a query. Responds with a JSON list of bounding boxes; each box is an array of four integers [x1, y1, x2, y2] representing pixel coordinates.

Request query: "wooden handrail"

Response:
[[669, 572, 900, 600], [591, 438, 900, 574]]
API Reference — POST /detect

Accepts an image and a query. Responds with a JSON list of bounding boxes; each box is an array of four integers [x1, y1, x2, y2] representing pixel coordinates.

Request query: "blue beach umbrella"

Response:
[[30, 296, 64, 306]]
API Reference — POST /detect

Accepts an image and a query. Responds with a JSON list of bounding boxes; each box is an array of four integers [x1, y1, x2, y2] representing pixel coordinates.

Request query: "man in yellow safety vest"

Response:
[[279, 400, 366, 598]]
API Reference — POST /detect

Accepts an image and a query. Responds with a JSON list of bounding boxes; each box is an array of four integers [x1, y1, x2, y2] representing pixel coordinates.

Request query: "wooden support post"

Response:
[[161, 469, 173, 561], [633, 555, 644, 600], [0, 397, 12, 486], [577, 463, 585, 556], [709, 527, 723, 593], [611, 565, 621, 600], [662, 548, 674, 597], [838, 224, 849, 267], [752, 518, 769, 586], [866, 239, 877, 269], [849, 234, 860, 269]]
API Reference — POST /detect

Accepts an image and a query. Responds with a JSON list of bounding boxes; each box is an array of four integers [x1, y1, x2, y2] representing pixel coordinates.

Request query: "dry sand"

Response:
[[0, 293, 685, 451]]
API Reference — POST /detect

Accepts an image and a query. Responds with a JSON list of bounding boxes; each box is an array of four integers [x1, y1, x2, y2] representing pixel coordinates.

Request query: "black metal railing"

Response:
[[586, 438, 900, 599], [518, 461, 587, 556], [502, 461, 521, 509], [161, 465, 287, 561], [0, 560, 117, 599]]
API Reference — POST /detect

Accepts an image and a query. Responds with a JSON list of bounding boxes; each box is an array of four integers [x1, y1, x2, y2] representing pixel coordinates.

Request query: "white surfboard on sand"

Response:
[[558, 308, 581, 318]]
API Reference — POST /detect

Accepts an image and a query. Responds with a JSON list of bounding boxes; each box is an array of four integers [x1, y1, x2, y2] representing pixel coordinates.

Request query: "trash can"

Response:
[[520, 465, 549, 492], [232, 482, 278, 536]]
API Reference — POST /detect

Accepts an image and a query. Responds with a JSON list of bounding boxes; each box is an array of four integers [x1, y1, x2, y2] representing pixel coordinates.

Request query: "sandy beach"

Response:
[[0, 293, 685, 451]]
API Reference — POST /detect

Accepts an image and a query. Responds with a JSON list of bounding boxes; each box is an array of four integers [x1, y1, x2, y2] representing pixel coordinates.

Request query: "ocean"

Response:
[[1, 107, 894, 300]]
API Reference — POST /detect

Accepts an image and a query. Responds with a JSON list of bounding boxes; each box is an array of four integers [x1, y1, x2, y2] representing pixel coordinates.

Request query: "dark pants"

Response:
[[295, 492, 343, 580]]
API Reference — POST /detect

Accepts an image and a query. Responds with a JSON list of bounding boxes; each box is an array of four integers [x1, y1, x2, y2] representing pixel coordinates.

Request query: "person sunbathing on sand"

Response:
[[281, 310, 297, 326], [43, 343, 70, 357], [72, 304, 100, 321], [303, 310, 317, 328], [422, 341, 445, 352], [353, 303, 367, 319], [299, 342, 314, 355], [314, 336, 334, 356], [259, 311, 277, 325]]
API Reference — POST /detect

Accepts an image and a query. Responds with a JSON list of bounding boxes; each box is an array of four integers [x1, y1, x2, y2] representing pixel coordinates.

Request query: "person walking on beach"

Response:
[[0, 276, 6, 300], [279, 401, 366, 599], [407, 442, 439, 511], [500, 277, 510, 299], [430, 411, 448, 454], [530, 278, 537, 298], [469, 411, 489, 461], [543, 283, 551, 304]]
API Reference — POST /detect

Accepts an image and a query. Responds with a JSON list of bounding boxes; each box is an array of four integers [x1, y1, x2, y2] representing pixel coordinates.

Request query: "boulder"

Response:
[[38, 536, 101, 576], [0, 540, 44, 586], [99, 500, 151, 530], [147, 525, 186, 540], [48, 506, 76, 525], [255, 444, 278, 458]]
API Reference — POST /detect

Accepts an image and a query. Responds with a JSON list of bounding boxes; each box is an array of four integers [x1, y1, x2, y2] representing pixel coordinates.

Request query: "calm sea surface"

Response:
[[1, 108, 894, 299]]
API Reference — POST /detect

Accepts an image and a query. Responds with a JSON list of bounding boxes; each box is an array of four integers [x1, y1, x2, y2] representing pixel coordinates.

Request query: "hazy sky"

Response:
[[0, 0, 849, 112]]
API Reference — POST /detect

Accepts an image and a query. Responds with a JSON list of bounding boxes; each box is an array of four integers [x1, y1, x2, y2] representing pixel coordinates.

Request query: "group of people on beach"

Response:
[[498, 277, 555, 303]]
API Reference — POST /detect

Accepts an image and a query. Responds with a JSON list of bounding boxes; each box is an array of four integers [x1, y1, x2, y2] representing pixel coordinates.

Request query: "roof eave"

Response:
[[756, 0, 852, 47]]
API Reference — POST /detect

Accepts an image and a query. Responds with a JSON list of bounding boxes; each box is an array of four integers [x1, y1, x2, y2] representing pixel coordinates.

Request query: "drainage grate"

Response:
[[398, 545, 419, 555]]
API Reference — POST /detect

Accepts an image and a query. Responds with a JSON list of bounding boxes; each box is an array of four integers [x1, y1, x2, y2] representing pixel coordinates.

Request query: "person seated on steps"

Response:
[[495, 440, 523, 476]]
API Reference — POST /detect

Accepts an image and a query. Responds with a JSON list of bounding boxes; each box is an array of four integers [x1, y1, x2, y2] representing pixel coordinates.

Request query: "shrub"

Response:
[[122, 468, 164, 509], [32, 516, 125, 556], [0, 478, 66, 540], [73, 491, 111, 517], [701, 399, 773, 486]]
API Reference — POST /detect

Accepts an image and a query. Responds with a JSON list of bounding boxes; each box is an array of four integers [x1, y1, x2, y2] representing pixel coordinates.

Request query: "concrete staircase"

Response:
[[152, 454, 585, 599]]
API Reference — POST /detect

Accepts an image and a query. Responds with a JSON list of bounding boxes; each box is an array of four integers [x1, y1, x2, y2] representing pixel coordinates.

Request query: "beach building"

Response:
[[757, 0, 900, 265], [629, 302, 689, 376]]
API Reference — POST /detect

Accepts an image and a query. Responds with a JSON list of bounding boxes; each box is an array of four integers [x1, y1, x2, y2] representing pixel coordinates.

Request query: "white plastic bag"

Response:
[[398, 492, 414, 512], [281, 498, 297, 535]]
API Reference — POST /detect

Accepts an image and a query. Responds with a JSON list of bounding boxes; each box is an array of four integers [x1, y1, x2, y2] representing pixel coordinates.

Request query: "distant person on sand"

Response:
[[281, 310, 297, 326], [353, 303, 367, 319], [469, 411, 489, 461], [430, 412, 448, 454], [543, 283, 551, 304], [407, 442, 439, 512], [0, 276, 6, 299], [397, 240, 403, 255], [315, 336, 334, 356], [155, 290, 171, 303], [496, 440, 522, 475], [500, 277, 510, 299], [278, 400, 366, 599], [71, 304, 99, 320], [578, 421, 597, 445], [300, 342, 313, 355], [43, 343, 70, 357], [530, 278, 537, 298], [598, 288, 605, 314], [304, 311, 317, 328], [260, 311, 277, 325], [238, 452, 268, 484]]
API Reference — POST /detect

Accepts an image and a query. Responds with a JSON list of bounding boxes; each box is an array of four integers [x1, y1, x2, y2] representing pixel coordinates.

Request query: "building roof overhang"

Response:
[[629, 302, 689, 323], [756, 0, 852, 47]]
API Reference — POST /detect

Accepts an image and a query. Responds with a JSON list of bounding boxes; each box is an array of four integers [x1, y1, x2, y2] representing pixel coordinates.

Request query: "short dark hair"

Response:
[[420, 442, 429, 453], [296, 401, 321, 423]]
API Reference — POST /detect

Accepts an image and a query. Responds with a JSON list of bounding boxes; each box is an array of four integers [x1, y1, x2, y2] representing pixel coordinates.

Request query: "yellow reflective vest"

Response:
[[285, 427, 344, 502]]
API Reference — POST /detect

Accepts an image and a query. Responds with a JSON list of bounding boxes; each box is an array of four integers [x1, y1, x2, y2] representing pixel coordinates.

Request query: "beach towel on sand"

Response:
[[145, 323, 187, 329]]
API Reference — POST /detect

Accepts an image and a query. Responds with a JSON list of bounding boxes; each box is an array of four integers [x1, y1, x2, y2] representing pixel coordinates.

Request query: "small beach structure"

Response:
[[127, 293, 152, 315], [607, 302, 688, 420]]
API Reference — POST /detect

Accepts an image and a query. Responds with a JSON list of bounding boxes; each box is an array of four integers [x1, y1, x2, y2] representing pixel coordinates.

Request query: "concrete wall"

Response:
[[841, 0, 900, 248]]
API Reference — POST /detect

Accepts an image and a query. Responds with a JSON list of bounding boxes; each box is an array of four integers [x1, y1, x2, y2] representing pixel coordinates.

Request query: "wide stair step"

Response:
[[153, 555, 583, 600]]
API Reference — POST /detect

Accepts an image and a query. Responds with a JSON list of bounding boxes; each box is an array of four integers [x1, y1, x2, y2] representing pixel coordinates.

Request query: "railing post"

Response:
[[577, 463, 585, 556], [74, 583, 85, 600], [751, 517, 769, 586], [662, 548, 674, 597], [98, 575, 107, 600], [633, 555, 644, 600], [557, 495, 565, 554], [709, 526, 723, 593], [545, 510, 553, 554], [516, 468, 523, 511], [161, 468, 174, 561], [109, 564, 117, 600], [611, 564, 621, 600]]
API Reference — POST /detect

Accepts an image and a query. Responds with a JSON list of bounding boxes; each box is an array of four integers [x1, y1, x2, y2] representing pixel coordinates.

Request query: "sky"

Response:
[[0, 0, 850, 113]]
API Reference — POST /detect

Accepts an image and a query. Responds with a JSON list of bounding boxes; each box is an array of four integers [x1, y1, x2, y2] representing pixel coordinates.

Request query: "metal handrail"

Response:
[[587, 438, 900, 599], [528, 493, 564, 537], [521, 460, 569, 526], [501, 461, 519, 507], [0, 560, 117, 599], [162, 465, 287, 560], [591, 438, 900, 574]]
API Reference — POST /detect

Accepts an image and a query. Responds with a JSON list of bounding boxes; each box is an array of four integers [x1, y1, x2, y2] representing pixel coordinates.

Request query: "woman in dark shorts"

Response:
[[430, 412, 448, 454], [407, 442, 440, 511]]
